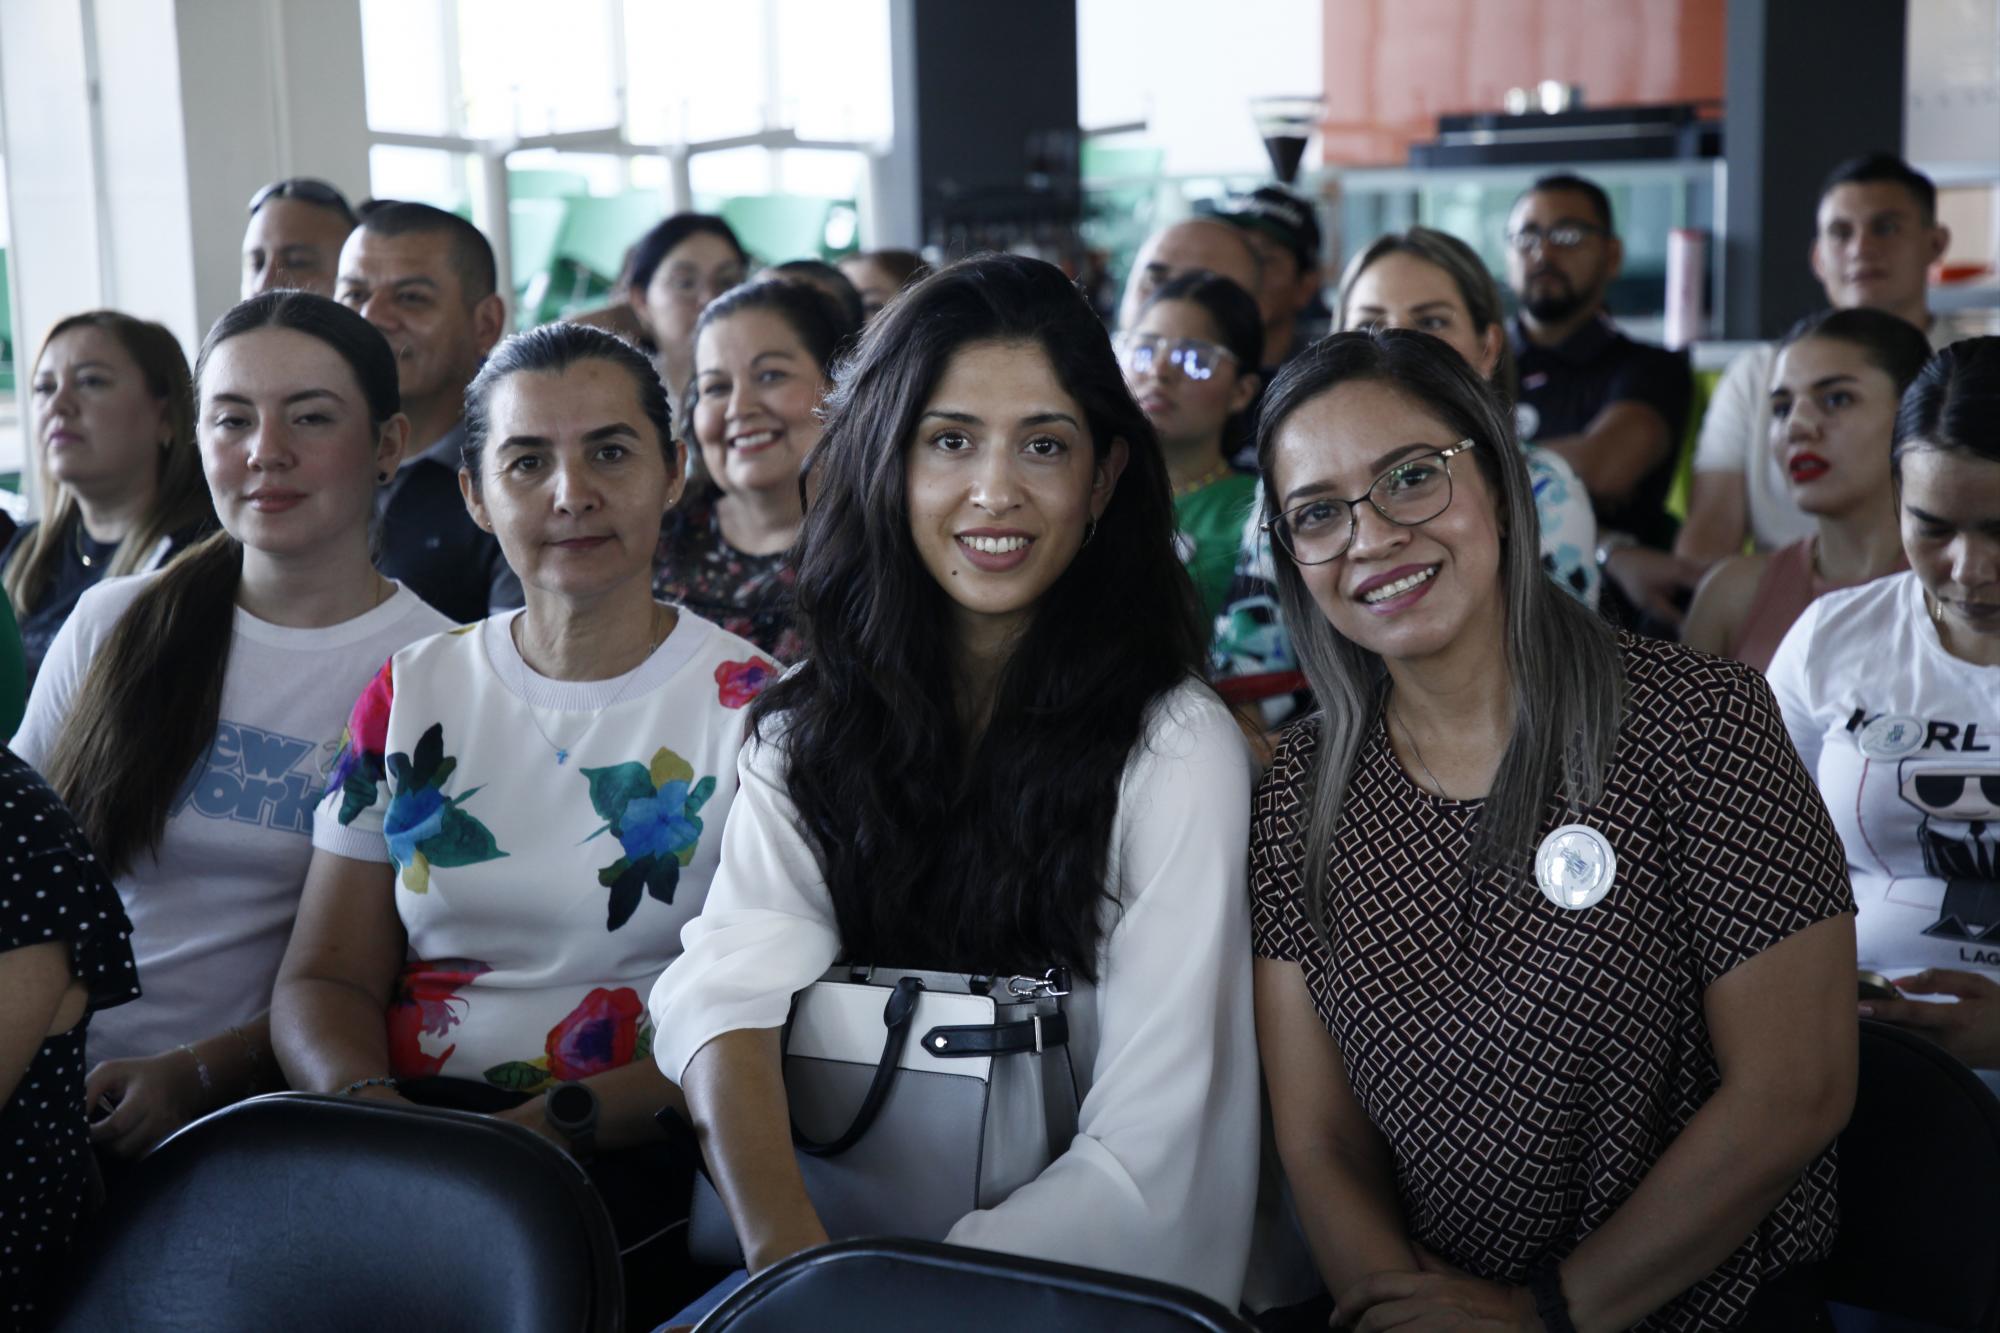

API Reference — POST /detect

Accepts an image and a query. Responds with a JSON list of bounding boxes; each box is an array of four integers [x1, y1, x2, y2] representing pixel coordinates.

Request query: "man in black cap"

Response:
[[1217, 185, 1325, 374]]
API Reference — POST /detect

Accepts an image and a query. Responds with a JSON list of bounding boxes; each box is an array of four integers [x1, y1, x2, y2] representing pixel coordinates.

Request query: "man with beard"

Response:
[[1508, 175, 1692, 628], [336, 202, 521, 622]]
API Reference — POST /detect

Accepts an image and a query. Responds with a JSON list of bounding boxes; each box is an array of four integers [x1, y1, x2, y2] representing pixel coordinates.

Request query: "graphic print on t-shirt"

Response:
[[1897, 756, 2000, 943], [170, 721, 336, 835]]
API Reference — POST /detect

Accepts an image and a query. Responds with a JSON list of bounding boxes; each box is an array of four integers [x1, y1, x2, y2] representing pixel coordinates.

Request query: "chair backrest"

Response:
[[1825, 1020, 2000, 1330], [696, 1236, 1258, 1333], [49, 1092, 622, 1333]]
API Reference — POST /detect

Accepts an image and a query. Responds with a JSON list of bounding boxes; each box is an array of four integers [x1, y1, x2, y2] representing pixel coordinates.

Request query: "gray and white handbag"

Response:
[[686, 965, 1081, 1266]]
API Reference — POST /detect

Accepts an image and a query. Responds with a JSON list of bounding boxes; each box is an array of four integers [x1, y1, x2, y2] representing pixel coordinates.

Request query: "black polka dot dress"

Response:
[[1, 748, 137, 1329]]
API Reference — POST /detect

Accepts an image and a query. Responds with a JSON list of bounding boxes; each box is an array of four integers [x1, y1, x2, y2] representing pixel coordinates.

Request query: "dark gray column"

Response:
[[885, 0, 1079, 250], [1723, 0, 1907, 339]]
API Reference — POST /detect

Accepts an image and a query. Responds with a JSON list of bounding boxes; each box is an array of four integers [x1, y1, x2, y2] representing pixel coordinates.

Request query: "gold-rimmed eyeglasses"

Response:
[[1263, 439, 1479, 565]]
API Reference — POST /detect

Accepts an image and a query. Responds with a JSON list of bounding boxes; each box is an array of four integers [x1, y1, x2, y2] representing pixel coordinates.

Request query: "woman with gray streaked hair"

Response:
[[1248, 328, 1858, 1331]]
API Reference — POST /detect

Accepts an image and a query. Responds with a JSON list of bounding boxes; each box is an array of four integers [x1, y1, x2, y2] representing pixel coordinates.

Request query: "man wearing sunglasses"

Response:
[[242, 178, 359, 300], [1507, 174, 1693, 630]]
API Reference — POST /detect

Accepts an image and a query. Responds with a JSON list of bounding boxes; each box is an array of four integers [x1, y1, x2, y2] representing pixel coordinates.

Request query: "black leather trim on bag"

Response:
[[918, 1013, 1069, 1058], [792, 975, 925, 1158]]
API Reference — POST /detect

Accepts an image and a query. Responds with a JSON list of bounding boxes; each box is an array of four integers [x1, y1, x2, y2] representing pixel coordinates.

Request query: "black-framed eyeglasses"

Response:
[[247, 177, 358, 225], [1506, 222, 1605, 254], [1263, 439, 1478, 565], [1115, 333, 1239, 383]]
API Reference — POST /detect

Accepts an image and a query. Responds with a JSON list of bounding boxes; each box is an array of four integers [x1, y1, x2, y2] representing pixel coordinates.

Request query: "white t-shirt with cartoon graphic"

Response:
[[310, 609, 770, 1093], [12, 573, 453, 1065], [1767, 573, 2000, 1000]]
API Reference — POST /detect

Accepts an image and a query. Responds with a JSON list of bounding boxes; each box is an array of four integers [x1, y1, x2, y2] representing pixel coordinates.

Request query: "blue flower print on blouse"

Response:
[[581, 746, 718, 931]]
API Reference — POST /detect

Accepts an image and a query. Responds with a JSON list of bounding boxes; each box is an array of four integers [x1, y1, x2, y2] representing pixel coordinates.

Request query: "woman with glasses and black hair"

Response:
[[1767, 337, 2000, 1089], [650, 254, 1259, 1318], [624, 214, 753, 409], [1251, 329, 1856, 1330], [1118, 270, 1262, 623]]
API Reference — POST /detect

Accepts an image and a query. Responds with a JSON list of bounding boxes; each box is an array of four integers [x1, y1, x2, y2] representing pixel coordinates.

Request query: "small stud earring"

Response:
[[377, 471, 390, 484]]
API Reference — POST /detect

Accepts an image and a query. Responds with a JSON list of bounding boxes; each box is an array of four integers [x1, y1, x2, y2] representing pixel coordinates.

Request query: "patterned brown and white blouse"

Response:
[[1250, 633, 1855, 1331]]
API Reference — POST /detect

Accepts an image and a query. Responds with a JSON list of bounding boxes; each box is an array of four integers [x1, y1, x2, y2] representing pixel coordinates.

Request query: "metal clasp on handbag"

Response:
[[1005, 968, 1070, 999]]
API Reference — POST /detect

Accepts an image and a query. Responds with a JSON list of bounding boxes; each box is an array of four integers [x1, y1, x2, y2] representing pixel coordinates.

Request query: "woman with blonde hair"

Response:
[[5, 311, 214, 681]]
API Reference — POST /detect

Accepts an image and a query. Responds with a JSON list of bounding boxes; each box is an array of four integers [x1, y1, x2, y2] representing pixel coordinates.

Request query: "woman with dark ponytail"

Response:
[[11, 291, 451, 1157]]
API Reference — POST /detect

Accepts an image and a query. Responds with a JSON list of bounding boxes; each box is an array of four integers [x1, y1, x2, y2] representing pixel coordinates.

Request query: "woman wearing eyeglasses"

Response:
[[625, 215, 753, 413], [1118, 271, 1262, 622], [1252, 329, 1856, 1330]]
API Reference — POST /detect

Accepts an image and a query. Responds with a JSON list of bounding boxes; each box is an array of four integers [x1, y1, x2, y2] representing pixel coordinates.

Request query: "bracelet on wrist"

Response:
[[338, 1076, 399, 1097], [179, 1042, 214, 1100], [1529, 1265, 1579, 1333]]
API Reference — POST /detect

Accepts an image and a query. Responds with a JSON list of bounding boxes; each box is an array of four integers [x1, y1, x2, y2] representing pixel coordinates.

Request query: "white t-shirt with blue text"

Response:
[[12, 573, 451, 1064]]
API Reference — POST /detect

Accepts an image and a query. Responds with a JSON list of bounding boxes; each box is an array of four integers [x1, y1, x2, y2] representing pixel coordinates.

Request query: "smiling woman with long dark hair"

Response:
[[650, 254, 1260, 1309]]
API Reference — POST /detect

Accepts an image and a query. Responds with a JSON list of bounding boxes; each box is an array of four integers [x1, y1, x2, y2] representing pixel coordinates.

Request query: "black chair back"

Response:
[[1825, 1020, 2000, 1330], [696, 1236, 1257, 1332], [50, 1092, 622, 1333]]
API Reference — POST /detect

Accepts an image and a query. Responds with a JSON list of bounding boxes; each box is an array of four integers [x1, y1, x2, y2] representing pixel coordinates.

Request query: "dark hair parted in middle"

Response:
[[625, 212, 748, 293], [748, 253, 1205, 979], [1778, 307, 1934, 395], [1257, 329, 1624, 929], [460, 322, 675, 487], [1894, 335, 2000, 472]]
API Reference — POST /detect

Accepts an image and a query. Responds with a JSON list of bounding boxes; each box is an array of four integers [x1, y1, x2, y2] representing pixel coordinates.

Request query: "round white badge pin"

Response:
[[1857, 714, 1925, 760], [1536, 824, 1616, 911]]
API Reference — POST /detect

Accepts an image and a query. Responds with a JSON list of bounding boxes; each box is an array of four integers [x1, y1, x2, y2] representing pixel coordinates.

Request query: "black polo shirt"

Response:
[[1511, 314, 1690, 551], [376, 422, 522, 624]]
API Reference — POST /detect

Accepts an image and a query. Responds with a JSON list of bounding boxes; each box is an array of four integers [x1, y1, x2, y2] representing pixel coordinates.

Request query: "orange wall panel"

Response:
[[1320, 0, 1726, 166]]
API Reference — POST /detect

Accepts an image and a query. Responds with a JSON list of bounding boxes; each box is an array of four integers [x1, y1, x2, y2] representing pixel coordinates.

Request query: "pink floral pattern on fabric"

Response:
[[387, 957, 492, 1079], [481, 986, 652, 1092], [328, 658, 396, 820], [714, 657, 780, 709]]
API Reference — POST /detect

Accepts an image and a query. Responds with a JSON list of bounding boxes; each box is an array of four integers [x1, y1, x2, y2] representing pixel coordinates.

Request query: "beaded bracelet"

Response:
[[178, 1042, 214, 1096], [338, 1076, 399, 1097]]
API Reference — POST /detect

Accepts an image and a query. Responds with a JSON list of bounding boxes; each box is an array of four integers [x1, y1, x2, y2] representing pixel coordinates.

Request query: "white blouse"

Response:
[[650, 678, 1261, 1305]]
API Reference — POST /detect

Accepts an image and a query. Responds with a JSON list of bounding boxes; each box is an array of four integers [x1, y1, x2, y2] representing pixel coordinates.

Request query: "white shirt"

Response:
[[1767, 573, 2000, 1089], [13, 574, 452, 1065], [312, 609, 767, 1089], [649, 679, 1261, 1305], [1694, 324, 1960, 552]]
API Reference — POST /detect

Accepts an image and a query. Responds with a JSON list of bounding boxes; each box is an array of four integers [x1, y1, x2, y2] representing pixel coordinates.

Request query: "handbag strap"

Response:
[[791, 974, 925, 1159], [919, 1012, 1069, 1058]]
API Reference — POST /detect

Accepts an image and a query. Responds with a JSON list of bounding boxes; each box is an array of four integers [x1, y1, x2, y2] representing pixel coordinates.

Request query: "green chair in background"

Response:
[[1664, 365, 1721, 526], [0, 247, 13, 396], [718, 195, 837, 265], [509, 168, 592, 201], [510, 198, 572, 330], [517, 191, 664, 328]]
